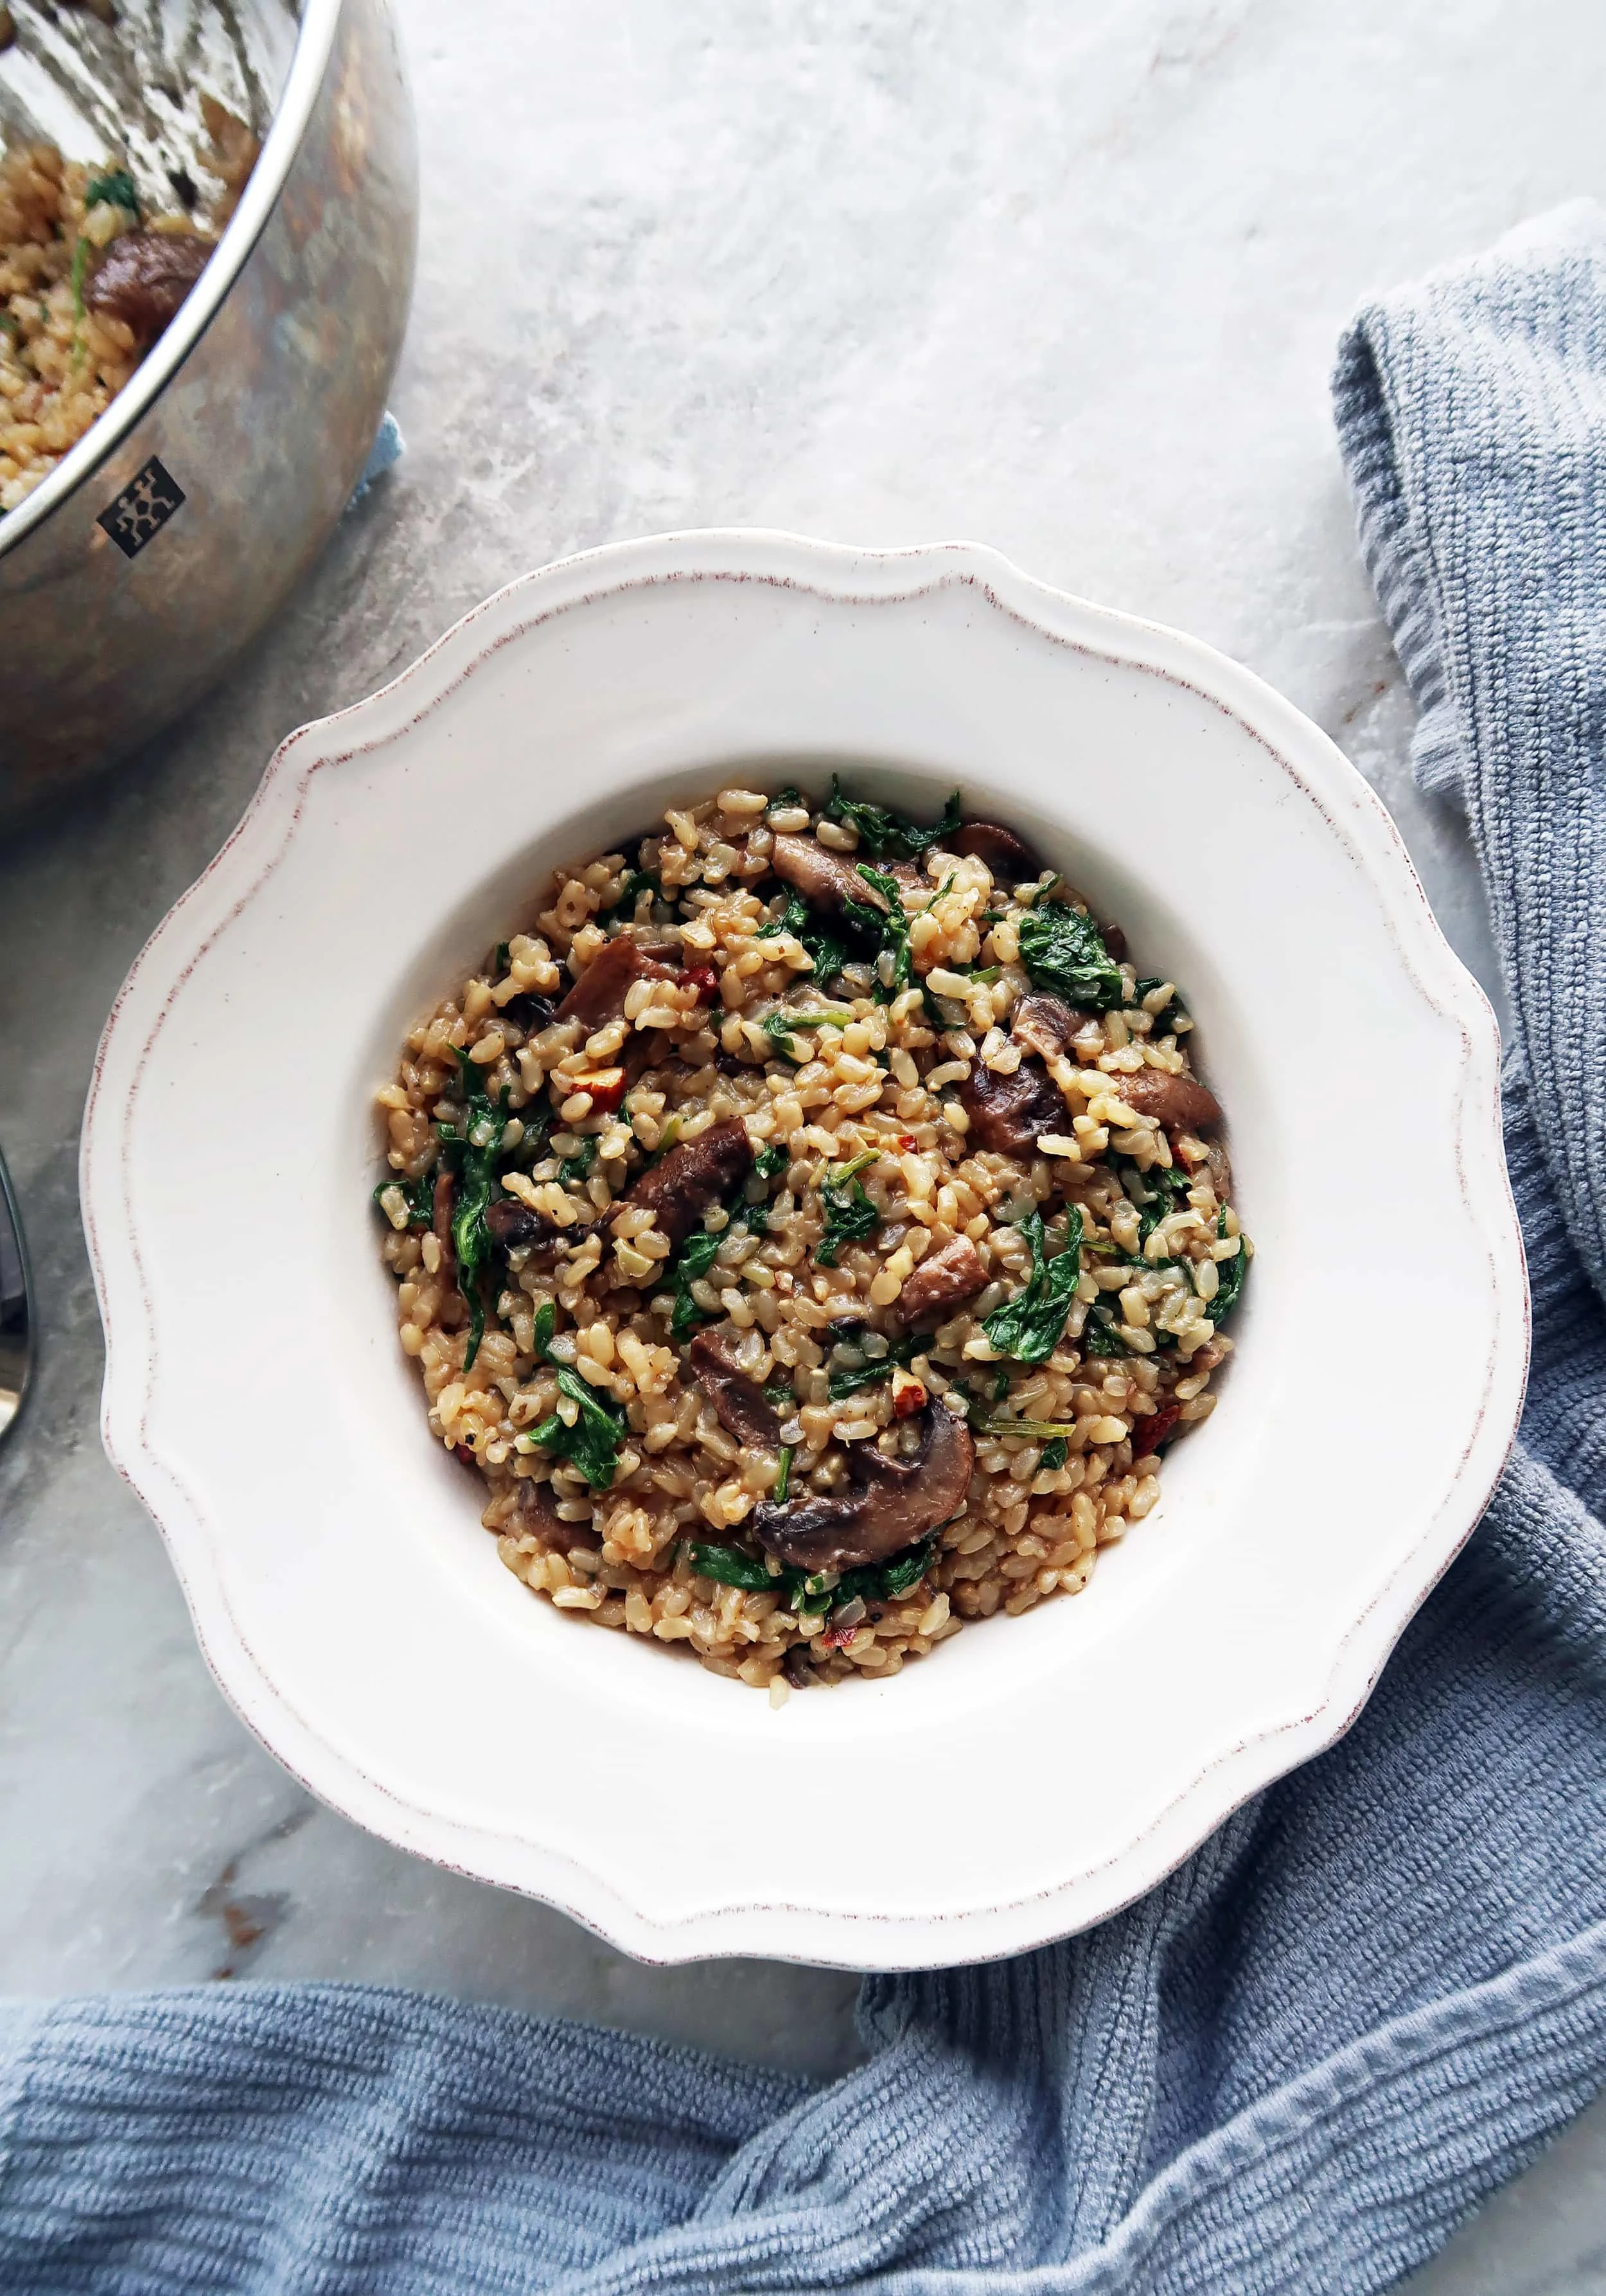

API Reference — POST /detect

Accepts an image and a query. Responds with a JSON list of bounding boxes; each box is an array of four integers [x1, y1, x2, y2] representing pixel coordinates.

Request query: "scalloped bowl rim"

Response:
[[80, 530, 1528, 1970]]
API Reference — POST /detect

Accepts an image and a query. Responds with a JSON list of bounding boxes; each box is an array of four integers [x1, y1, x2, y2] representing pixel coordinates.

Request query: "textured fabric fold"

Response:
[[1335, 199, 1606, 1306], [8, 204, 1606, 2295]]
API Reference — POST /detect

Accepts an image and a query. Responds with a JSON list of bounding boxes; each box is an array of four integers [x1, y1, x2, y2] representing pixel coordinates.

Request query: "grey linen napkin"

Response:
[[3, 208, 1606, 2295]]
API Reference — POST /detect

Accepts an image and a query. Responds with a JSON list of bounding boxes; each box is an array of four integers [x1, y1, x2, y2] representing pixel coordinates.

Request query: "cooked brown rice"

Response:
[[375, 783, 1251, 1699], [0, 100, 256, 514]]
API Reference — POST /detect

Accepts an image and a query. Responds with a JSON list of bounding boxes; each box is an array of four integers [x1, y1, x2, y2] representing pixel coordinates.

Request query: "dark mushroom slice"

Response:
[[486, 1194, 542, 1252], [500, 991, 556, 1035], [1010, 991, 1093, 1063], [896, 1234, 986, 1324], [752, 1402, 974, 1574], [555, 934, 678, 1031], [622, 1116, 753, 1248], [772, 833, 898, 923], [1117, 1070, 1222, 1130], [84, 228, 213, 346], [1102, 921, 1128, 965], [953, 820, 1042, 884], [506, 1476, 587, 1554], [689, 1329, 783, 1448], [959, 1056, 1068, 1158]]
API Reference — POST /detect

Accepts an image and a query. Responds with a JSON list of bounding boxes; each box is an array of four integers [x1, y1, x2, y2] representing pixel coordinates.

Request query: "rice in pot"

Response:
[[0, 100, 256, 513]]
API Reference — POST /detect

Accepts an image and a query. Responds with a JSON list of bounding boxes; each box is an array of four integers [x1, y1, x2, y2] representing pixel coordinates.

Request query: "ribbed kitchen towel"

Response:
[[5, 206, 1606, 2295]]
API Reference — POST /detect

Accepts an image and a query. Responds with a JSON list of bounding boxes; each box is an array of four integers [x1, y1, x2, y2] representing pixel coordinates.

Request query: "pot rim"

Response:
[[0, 0, 343, 563]]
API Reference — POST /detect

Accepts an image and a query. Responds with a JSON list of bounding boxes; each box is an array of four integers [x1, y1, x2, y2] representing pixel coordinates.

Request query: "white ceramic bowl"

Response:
[[83, 531, 1528, 1970]]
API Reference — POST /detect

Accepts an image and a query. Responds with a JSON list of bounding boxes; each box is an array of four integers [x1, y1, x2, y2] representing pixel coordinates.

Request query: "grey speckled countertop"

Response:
[[3, 1, 1604, 2283]]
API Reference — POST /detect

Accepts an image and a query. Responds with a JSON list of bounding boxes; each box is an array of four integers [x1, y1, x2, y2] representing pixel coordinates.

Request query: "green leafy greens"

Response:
[[688, 1533, 937, 1619], [756, 889, 848, 986], [849, 864, 913, 998], [756, 890, 807, 941], [524, 1301, 627, 1488], [975, 1415, 1078, 1440], [504, 1099, 554, 1173], [1134, 975, 1188, 1036], [825, 776, 962, 862], [654, 1139, 793, 1337], [826, 1331, 918, 1403], [1209, 1215, 1249, 1324], [816, 1151, 881, 1267], [1138, 1169, 1192, 1248], [980, 1206, 1084, 1364], [85, 169, 141, 217], [1018, 900, 1125, 1010], [763, 1006, 854, 1063], [1082, 1308, 1129, 1358], [664, 1227, 723, 1340], [1112, 1153, 1192, 1249], [556, 1135, 597, 1190], [599, 870, 659, 926], [807, 1538, 936, 1615], [372, 1171, 436, 1227], [442, 1049, 512, 1370], [687, 1543, 773, 1591]]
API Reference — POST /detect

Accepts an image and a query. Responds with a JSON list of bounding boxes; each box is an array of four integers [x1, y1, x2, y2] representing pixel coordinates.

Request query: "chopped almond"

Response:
[[568, 1065, 626, 1113], [890, 1366, 928, 1418]]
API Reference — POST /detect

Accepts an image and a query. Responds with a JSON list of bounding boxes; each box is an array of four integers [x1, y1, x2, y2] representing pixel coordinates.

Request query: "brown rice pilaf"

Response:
[[0, 99, 257, 514], [375, 782, 1251, 1702]]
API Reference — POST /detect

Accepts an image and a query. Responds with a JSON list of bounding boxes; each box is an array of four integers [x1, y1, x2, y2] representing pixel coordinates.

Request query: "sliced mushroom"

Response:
[[501, 991, 556, 1035], [772, 833, 895, 920], [506, 1477, 587, 1554], [84, 228, 213, 346], [1010, 991, 1093, 1063], [556, 934, 677, 1030], [959, 1056, 1068, 1158], [689, 1329, 782, 1448], [486, 1194, 542, 1252], [896, 1234, 986, 1324], [953, 819, 1042, 884], [622, 1116, 753, 1247], [1102, 921, 1128, 964], [752, 1403, 974, 1574], [1117, 1070, 1222, 1130]]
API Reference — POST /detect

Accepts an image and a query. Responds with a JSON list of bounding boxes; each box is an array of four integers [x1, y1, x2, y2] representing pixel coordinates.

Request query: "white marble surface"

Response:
[[3, 0, 1605, 2277]]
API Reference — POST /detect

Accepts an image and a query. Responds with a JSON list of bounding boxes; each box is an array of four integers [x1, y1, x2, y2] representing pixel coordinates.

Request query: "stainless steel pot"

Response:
[[0, 0, 416, 824]]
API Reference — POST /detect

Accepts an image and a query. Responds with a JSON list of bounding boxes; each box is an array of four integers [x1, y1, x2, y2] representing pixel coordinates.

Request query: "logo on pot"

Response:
[[98, 457, 186, 559]]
